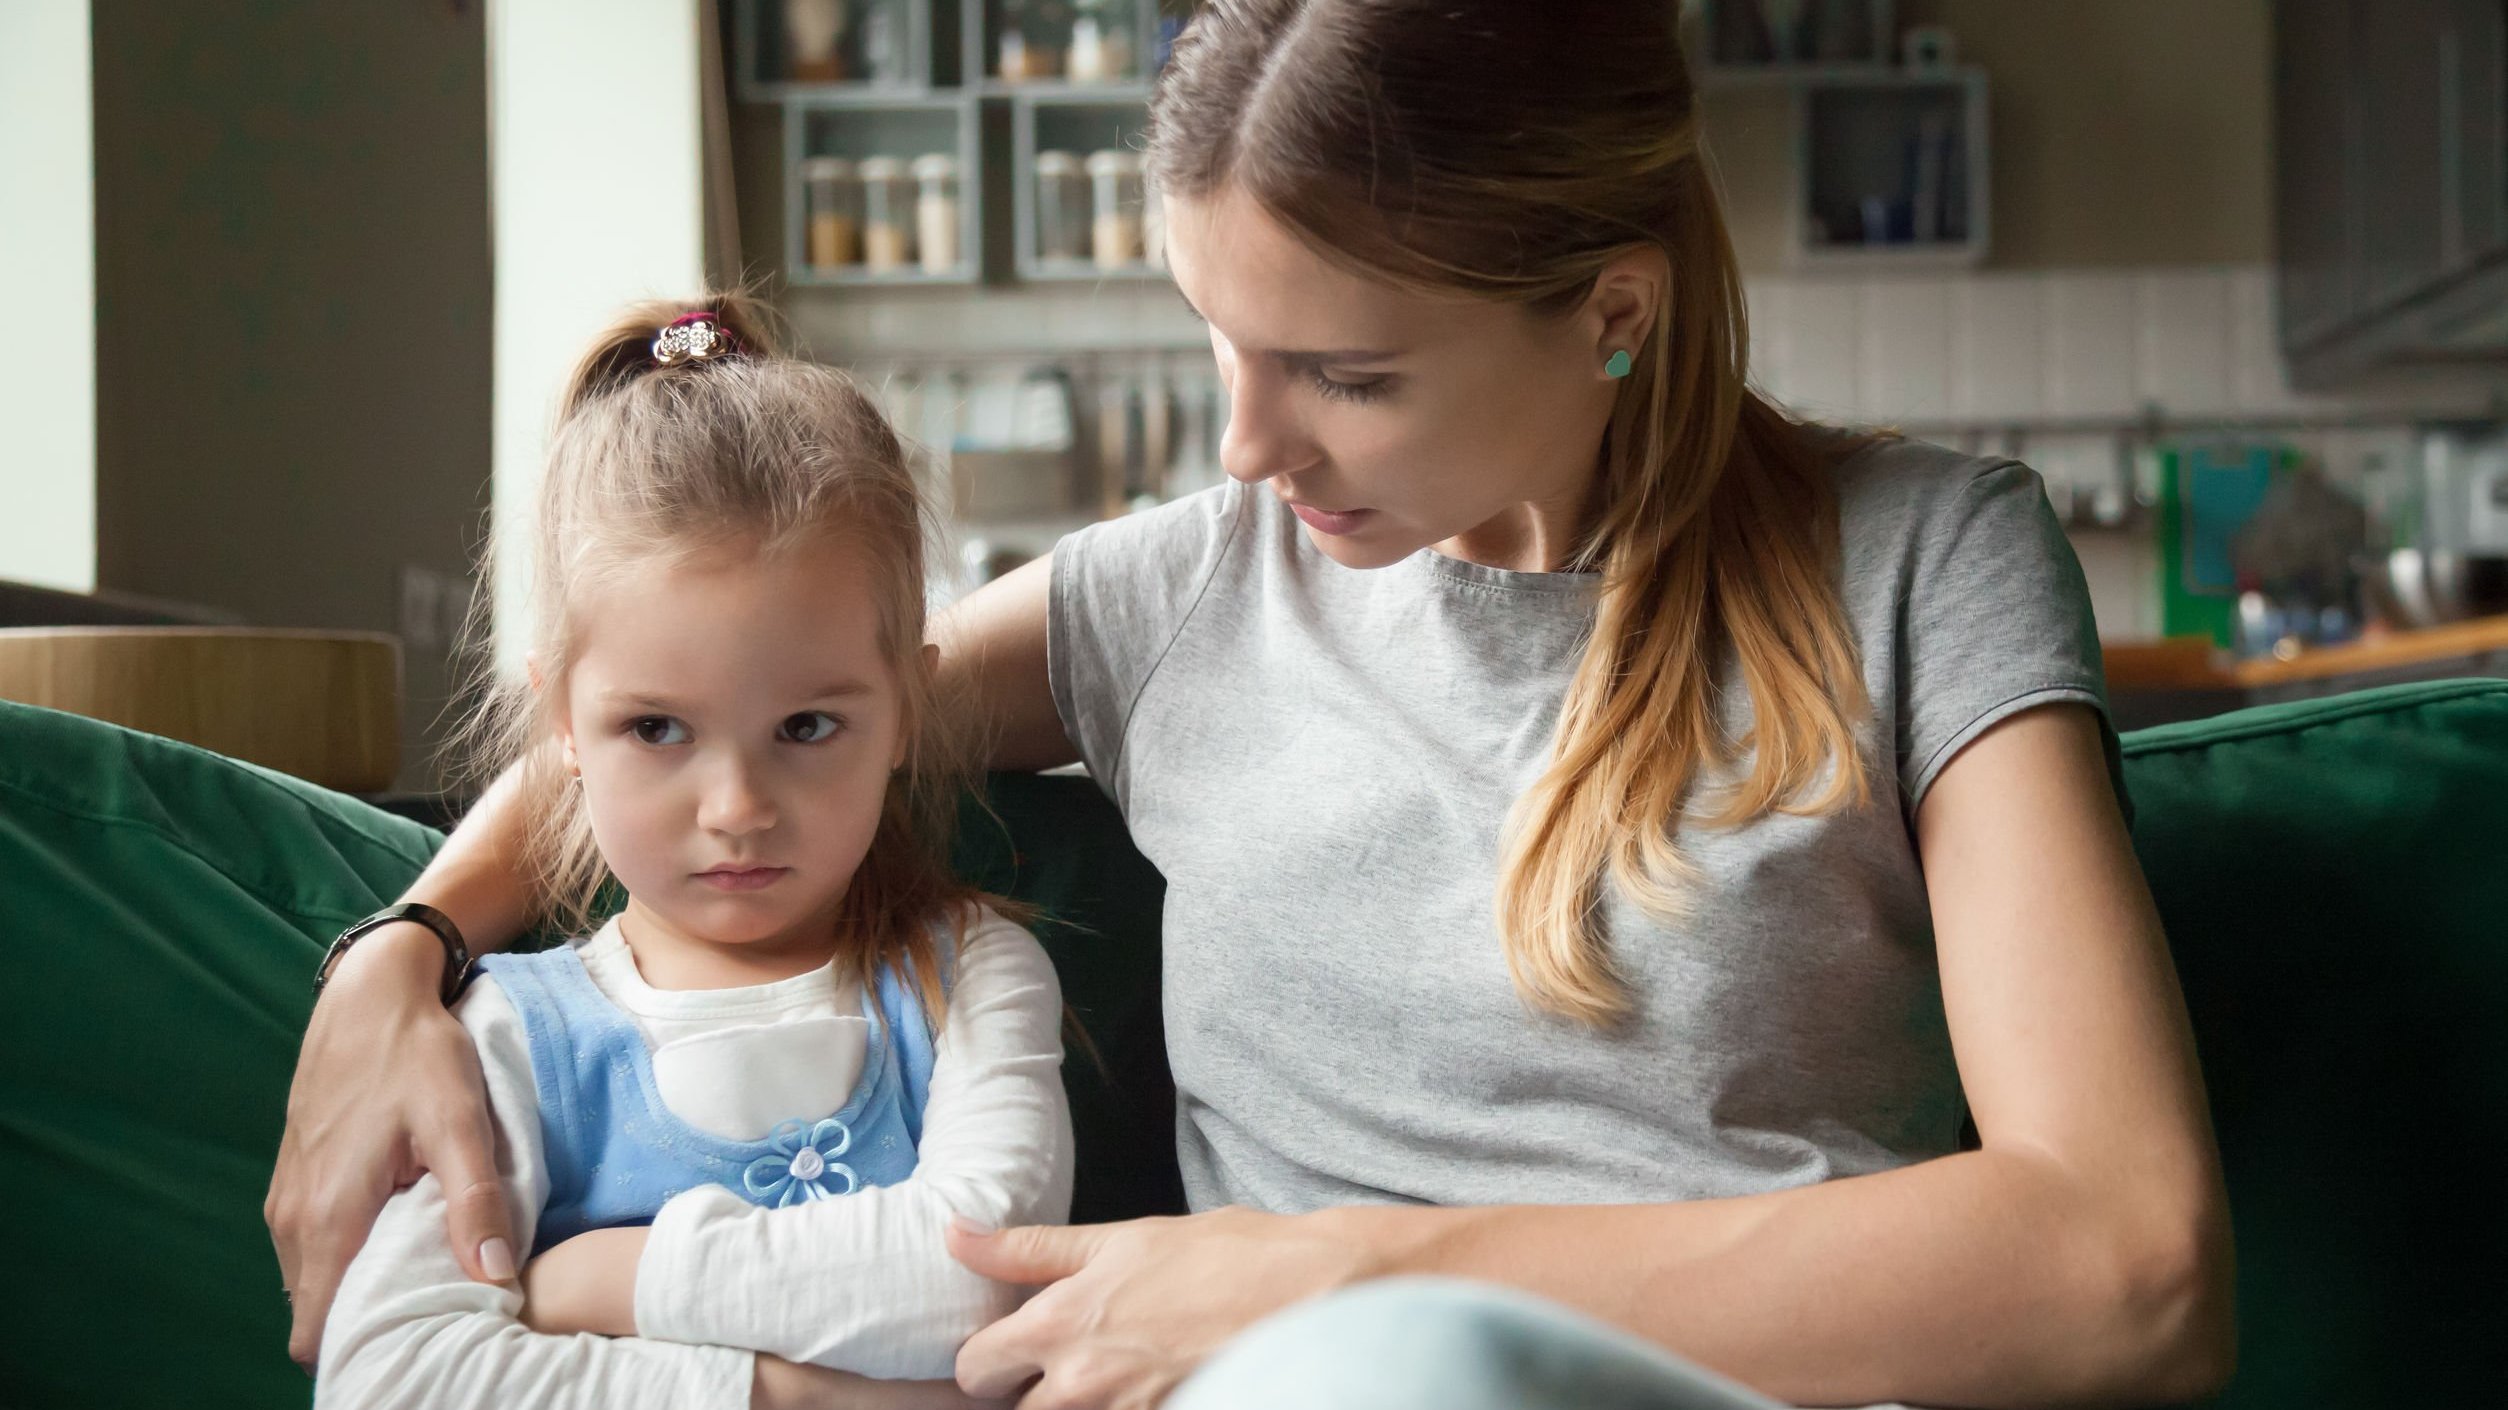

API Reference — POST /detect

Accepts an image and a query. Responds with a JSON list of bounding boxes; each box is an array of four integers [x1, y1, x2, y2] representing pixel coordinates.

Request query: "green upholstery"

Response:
[[3, 679, 2503, 1407]]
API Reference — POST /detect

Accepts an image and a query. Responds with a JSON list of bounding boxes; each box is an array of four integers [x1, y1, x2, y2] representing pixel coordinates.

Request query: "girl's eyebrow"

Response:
[[1178, 291, 1402, 364], [600, 681, 874, 712]]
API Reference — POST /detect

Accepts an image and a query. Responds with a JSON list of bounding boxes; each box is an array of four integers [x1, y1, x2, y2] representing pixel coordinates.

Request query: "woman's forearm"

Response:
[[1344, 1145, 2233, 1409], [405, 759, 537, 952]]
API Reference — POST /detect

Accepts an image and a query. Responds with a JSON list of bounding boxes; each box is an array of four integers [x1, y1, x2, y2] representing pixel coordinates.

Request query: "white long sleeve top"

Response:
[[315, 905, 1073, 1410]]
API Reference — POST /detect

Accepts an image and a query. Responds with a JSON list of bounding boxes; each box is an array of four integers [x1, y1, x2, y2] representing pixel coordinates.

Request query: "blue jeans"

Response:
[[1166, 1277, 1793, 1410]]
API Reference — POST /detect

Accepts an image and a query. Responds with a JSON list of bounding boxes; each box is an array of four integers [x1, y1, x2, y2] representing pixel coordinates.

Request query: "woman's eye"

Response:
[[780, 711, 845, 744], [1305, 368, 1390, 404], [629, 716, 690, 746]]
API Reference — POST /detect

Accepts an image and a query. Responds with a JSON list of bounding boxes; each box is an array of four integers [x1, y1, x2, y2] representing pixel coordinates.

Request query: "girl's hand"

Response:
[[753, 1357, 1008, 1410], [519, 1226, 648, 1337], [264, 923, 519, 1370], [947, 1209, 1376, 1410]]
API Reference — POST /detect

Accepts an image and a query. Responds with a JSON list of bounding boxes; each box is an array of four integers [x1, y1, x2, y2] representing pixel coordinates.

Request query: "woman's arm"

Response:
[[268, 761, 545, 1366], [621, 914, 1074, 1379], [953, 704, 2237, 1409], [932, 553, 1078, 772]]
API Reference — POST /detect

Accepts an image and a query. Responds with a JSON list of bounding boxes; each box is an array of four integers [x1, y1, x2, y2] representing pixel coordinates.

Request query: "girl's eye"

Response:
[[780, 711, 845, 744], [1306, 368, 1390, 404], [629, 716, 690, 746]]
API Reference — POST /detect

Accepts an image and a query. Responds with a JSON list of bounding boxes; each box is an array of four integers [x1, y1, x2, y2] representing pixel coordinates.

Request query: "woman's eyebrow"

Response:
[[1178, 292, 1402, 362]]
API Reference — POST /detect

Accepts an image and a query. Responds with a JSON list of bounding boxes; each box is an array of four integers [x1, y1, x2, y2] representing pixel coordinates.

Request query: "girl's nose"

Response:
[[697, 755, 777, 837]]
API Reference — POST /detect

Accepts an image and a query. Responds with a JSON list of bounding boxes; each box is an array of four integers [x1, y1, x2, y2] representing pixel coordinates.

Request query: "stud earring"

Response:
[[1603, 349, 1633, 379]]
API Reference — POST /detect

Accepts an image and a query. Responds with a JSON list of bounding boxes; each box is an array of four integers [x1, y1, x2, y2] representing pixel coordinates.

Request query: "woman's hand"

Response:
[[754, 1357, 1008, 1410], [947, 1208, 1377, 1410], [264, 923, 519, 1369], [519, 1226, 647, 1337]]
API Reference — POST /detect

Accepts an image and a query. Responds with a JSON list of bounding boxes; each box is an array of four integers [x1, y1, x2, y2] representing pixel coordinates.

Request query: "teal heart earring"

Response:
[[1603, 349, 1633, 379]]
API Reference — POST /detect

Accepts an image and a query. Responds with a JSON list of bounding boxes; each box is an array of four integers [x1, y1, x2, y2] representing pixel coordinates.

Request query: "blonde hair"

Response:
[[452, 292, 980, 1012], [1151, 2, 1878, 1026]]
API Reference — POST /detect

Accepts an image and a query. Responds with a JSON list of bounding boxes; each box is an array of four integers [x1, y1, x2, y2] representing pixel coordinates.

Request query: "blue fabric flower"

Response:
[[743, 1117, 859, 1206]]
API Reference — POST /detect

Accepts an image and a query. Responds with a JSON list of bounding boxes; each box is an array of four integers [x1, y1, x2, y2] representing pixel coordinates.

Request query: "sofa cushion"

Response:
[[0, 699, 439, 1409], [2120, 677, 2508, 1409]]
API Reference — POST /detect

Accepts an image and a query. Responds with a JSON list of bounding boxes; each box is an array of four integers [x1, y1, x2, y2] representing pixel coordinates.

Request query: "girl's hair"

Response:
[[1150, 1, 1878, 1027], [453, 292, 981, 1013]]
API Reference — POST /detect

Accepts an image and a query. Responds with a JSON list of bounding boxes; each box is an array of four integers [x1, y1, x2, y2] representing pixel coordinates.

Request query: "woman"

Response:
[[268, 3, 2235, 1406]]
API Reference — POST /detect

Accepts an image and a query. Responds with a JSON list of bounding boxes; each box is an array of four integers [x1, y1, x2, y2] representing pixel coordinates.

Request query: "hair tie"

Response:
[[652, 311, 739, 366]]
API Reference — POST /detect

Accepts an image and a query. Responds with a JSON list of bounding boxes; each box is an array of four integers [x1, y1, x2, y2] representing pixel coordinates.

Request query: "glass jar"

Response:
[[800, 157, 861, 269], [1033, 150, 1089, 264], [855, 0, 910, 84], [997, 0, 1066, 81], [857, 156, 914, 272], [1086, 149, 1144, 269], [1068, 0, 1137, 83], [784, 0, 847, 81], [911, 153, 961, 275]]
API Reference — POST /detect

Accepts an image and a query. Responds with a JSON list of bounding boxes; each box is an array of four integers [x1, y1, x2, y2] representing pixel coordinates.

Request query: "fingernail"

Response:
[[949, 1216, 997, 1237], [479, 1236, 517, 1281]]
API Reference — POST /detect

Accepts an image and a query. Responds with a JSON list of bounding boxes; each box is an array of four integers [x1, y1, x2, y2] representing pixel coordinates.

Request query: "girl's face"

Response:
[[553, 538, 912, 970], [1163, 184, 1659, 573]]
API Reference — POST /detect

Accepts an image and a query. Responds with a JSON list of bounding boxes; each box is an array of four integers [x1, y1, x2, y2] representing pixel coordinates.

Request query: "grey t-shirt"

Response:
[[1048, 437, 2119, 1215]]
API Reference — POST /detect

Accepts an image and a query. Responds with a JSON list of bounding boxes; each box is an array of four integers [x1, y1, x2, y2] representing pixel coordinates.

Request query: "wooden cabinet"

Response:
[[2275, 0, 2508, 386]]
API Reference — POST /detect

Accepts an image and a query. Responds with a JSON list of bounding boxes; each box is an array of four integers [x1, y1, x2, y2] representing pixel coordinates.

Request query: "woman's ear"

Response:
[[1584, 247, 1667, 377]]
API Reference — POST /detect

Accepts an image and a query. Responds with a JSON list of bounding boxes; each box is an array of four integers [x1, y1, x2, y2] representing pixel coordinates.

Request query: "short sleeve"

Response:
[[1048, 484, 1246, 798], [1895, 460, 2129, 820]]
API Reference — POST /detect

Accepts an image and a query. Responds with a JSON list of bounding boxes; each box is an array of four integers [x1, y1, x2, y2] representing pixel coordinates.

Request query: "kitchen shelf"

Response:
[[1790, 67, 1989, 269], [963, 0, 1162, 90], [784, 96, 984, 286], [738, 0, 937, 98], [1011, 89, 1166, 282]]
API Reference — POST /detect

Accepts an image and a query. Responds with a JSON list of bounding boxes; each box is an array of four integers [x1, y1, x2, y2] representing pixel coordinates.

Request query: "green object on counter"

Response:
[[8, 679, 2508, 1407], [2156, 442, 2297, 646]]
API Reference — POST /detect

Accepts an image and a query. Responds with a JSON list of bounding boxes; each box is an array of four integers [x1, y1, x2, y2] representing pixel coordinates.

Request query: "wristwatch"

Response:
[[314, 902, 477, 1007]]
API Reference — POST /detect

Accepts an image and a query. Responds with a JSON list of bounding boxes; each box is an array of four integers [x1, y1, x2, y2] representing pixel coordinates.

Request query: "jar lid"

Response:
[[855, 156, 907, 180], [798, 156, 856, 179], [910, 153, 960, 180], [1085, 149, 1143, 176], [1034, 149, 1083, 177]]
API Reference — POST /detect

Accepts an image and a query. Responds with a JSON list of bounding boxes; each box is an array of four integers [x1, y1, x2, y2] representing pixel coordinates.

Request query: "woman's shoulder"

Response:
[[1829, 434, 2043, 532]]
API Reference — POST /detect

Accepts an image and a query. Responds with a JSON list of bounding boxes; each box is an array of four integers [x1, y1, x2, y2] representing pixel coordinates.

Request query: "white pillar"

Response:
[[488, 0, 707, 666], [0, 0, 98, 592]]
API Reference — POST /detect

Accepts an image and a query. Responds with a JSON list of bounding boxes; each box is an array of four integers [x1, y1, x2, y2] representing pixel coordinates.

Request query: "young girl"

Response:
[[314, 297, 1073, 1410]]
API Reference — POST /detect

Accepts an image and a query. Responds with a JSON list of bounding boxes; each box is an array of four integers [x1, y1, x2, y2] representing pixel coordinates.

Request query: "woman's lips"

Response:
[[695, 866, 790, 892], [1289, 503, 1374, 536]]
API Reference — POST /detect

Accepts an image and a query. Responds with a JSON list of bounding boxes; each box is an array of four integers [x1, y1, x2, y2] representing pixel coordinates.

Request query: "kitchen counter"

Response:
[[2103, 615, 2508, 728]]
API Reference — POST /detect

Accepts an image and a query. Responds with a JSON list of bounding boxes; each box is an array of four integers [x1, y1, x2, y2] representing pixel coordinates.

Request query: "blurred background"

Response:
[[4, 0, 2504, 799]]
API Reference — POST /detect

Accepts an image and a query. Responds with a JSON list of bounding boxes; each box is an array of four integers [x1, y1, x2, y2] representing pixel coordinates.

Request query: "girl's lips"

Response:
[[1290, 503, 1374, 536], [695, 866, 790, 892]]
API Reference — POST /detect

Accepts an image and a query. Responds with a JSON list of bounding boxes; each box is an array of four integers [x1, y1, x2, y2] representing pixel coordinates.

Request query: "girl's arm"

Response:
[[314, 979, 762, 1410], [952, 704, 2238, 1409], [603, 912, 1075, 1380]]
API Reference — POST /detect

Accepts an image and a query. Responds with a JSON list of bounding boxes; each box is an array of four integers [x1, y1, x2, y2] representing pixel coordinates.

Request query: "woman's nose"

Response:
[[1219, 363, 1319, 487]]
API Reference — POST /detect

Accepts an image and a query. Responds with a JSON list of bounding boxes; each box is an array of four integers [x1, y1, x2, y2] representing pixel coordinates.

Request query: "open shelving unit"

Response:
[[739, 0, 1188, 288], [783, 94, 984, 287]]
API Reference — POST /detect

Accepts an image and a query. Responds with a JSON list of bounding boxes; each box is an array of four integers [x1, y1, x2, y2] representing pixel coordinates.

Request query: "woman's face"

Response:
[[1164, 184, 1658, 573]]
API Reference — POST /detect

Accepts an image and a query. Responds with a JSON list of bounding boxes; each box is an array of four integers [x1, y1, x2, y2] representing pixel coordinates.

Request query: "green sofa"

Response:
[[3, 680, 2503, 1408]]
